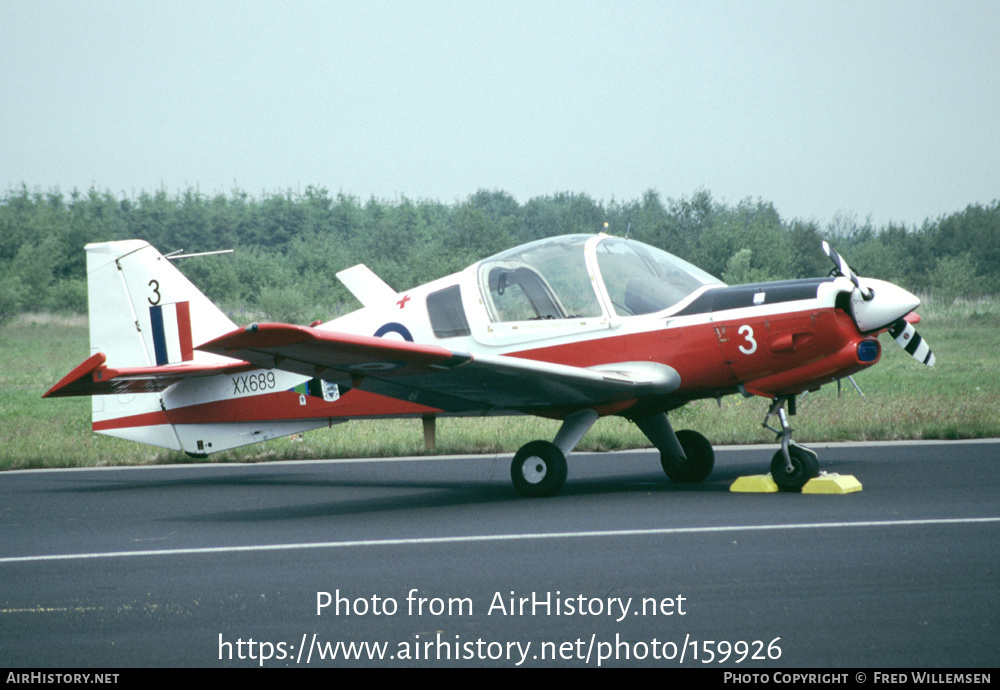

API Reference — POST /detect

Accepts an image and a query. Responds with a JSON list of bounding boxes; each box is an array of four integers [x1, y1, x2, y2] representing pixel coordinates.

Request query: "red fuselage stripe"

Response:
[[93, 389, 441, 431]]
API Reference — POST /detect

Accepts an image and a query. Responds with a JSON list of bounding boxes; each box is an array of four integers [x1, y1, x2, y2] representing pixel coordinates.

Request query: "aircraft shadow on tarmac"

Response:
[[41, 455, 774, 523]]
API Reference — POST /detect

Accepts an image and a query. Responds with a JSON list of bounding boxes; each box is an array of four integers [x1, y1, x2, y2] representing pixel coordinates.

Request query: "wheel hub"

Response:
[[522, 457, 547, 484]]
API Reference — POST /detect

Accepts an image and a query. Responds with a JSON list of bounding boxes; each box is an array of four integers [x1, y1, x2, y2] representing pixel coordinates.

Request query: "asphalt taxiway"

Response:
[[1, 440, 998, 667]]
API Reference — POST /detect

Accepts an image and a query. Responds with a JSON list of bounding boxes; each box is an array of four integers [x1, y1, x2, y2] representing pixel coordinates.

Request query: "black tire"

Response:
[[511, 441, 568, 497], [660, 429, 714, 483], [770, 445, 820, 492]]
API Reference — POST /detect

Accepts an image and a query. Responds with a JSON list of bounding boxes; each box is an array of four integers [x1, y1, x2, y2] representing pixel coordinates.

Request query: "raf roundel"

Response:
[[374, 322, 414, 342]]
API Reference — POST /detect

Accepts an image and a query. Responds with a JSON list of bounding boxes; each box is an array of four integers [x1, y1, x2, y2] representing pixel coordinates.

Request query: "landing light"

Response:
[[857, 340, 880, 363]]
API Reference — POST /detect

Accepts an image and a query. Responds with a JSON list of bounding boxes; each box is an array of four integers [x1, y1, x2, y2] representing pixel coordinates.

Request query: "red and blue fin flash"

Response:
[[149, 302, 193, 365]]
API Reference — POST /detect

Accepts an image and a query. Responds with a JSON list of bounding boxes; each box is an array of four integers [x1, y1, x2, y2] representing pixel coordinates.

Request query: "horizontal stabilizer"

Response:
[[44, 353, 254, 398], [335, 264, 397, 307]]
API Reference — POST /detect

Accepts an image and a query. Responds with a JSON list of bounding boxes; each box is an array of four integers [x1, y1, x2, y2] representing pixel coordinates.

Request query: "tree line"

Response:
[[1, 184, 997, 323]]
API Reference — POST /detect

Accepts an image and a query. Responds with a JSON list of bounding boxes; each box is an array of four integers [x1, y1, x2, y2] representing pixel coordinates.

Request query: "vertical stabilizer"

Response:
[[86, 240, 237, 450]]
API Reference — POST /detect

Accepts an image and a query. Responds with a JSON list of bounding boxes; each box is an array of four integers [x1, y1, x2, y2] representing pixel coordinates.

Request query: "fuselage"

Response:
[[84, 234, 918, 455]]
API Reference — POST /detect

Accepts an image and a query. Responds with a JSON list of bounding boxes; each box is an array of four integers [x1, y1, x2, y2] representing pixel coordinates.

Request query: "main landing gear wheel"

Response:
[[511, 440, 567, 498], [770, 445, 819, 492], [661, 429, 715, 483]]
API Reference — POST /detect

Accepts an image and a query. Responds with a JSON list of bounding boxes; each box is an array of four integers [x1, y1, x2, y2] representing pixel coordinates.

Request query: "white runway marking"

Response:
[[2, 517, 998, 564]]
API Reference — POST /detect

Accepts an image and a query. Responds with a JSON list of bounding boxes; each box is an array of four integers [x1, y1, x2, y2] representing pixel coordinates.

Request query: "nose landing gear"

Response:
[[763, 395, 819, 492]]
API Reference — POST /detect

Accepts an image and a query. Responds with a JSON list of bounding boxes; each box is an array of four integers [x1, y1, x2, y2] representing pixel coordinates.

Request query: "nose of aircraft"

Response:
[[850, 278, 921, 333], [821, 241, 934, 367]]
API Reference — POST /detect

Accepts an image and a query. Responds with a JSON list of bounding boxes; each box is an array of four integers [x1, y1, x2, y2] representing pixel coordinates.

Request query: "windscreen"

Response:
[[595, 237, 722, 316]]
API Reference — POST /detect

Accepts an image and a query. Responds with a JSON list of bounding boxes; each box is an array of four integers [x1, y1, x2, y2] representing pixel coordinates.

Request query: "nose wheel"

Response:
[[769, 444, 819, 492], [763, 396, 819, 491]]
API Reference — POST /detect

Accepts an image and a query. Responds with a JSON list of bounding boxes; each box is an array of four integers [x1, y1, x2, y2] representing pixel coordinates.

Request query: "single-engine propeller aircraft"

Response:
[[46, 234, 934, 496]]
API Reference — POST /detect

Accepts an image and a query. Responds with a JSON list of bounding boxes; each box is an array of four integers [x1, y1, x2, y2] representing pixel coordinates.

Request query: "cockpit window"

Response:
[[478, 235, 603, 322], [427, 285, 471, 338], [477, 234, 722, 324], [596, 238, 722, 316]]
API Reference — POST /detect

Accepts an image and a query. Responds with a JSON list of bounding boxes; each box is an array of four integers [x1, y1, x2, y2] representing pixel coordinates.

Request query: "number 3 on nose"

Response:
[[738, 324, 757, 355]]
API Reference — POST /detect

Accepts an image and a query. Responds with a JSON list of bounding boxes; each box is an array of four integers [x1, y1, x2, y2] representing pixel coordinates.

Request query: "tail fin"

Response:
[[86, 240, 237, 450], [87, 240, 236, 368]]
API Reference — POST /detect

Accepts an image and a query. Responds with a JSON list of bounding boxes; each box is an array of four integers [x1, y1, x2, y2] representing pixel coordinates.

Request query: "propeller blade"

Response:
[[822, 241, 873, 300], [888, 319, 936, 367]]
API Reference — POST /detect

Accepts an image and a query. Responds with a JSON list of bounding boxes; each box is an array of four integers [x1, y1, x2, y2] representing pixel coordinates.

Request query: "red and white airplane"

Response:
[[46, 233, 934, 496]]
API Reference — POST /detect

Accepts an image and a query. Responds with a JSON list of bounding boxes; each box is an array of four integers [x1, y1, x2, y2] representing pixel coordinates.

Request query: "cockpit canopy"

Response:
[[477, 234, 722, 323]]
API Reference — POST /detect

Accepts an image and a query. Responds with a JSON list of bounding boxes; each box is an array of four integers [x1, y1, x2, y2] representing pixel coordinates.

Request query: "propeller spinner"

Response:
[[822, 241, 935, 367]]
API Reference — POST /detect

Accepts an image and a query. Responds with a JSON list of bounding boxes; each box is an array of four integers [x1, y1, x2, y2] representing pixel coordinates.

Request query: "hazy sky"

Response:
[[3, 0, 998, 228]]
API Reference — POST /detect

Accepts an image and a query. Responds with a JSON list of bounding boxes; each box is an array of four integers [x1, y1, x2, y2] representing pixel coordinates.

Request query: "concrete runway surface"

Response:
[[1, 440, 998, 668]]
